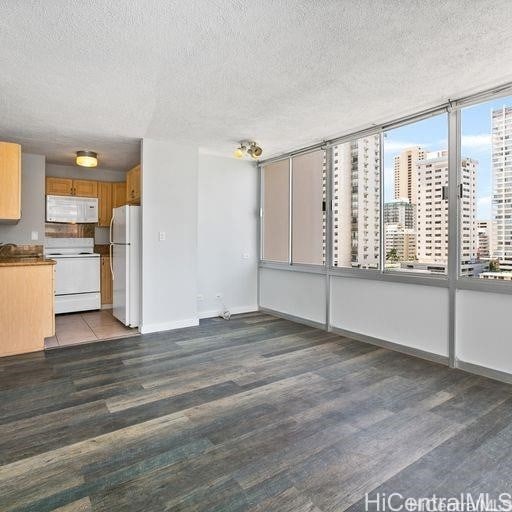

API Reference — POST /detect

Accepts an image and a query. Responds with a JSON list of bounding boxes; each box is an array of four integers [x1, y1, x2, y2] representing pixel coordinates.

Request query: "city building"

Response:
[[415, 150, 478, 267], [477, 220, 497, 259], [492, 105, 512, 270], [384, 200, 416, 263], [385, 224, 416, 263], [479, 271, 512, 281], [393, 146, 425, 203], [384, 199, 415, 228], [332, 135, 380, 268]]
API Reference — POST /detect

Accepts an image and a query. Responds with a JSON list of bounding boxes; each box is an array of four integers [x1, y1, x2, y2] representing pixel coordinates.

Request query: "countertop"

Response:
[[0, 257, 56, 267]]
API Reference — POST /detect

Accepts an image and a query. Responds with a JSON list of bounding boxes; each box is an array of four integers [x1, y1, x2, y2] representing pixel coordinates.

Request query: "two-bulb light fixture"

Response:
[[76, 150, 98, 168], [233, 141, 263, 160]]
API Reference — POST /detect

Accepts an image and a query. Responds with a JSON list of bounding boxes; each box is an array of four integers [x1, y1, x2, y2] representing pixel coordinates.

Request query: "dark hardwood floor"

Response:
[[1, 312, 512, 511]]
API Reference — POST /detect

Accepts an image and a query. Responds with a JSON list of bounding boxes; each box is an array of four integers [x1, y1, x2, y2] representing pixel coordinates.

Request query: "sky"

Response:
[[383, 95, 512, 219]]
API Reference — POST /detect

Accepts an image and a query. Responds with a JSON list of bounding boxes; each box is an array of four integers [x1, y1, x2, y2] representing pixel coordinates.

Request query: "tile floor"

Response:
[[45, 310, 137, 348]]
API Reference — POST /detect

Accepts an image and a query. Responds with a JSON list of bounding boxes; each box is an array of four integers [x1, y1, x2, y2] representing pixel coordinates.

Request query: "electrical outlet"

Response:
[[158, 231, 166, 241], [31, 231, 39, 241]]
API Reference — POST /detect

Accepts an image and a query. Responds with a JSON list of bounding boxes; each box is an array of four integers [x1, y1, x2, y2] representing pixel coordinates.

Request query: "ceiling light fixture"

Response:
[[233, 142, 247, 159], [247, 142, 263, 159], [76, 150, 98, 168], [234, 141, 262, 160]]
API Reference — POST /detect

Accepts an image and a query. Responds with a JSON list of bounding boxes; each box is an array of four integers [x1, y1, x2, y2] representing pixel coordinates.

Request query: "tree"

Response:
[[386, 248, 399, 263], [489, 259, 500, 272]]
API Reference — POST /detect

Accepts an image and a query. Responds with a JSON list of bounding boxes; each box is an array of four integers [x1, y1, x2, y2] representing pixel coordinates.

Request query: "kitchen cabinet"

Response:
[[46, 177, 97, 197], [0, 142, 21, 221], [113, 182, 127, 208], [0, 260, 55, 357], [97, 182, 113, 227], [126, 164, 140, 204], [46, 177, 74, 196], [100, 255, 113, 305], [73, 179, 98, 197]]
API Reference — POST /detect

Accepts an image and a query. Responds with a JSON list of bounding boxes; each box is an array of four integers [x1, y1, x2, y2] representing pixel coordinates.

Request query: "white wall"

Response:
[[259, 268, 327, 325], [0, 153, 45, 244], [456, 290, 512, 374], [197, 153, 258, 318], [140, 139, 198, 333], [330, 276, 449, 357], [46, 163, 126, 182]]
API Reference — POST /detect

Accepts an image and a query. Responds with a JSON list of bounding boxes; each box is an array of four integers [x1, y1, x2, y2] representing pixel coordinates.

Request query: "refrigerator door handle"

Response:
[[109, 209, 115, 244], [109, 209, 115, 280], [109, 243, 114, 280]]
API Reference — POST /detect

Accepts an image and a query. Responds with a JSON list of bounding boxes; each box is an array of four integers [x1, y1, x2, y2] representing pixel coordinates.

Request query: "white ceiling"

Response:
[[1, 1, 512, 170]]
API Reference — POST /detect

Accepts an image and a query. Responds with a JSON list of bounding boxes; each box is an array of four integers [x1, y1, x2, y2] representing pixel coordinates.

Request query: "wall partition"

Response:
[[259, 81, 512, 382]]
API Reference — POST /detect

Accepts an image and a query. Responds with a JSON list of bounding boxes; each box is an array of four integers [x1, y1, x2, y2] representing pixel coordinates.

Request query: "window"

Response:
[[261, 151, 326, 265], [331, 134, 381, 269], [260, 89, 512, 289], [261, 160, 289, 262], [291, 150, 326, 265], [460, 95, 512, 280], [383, 114, 448, 274]]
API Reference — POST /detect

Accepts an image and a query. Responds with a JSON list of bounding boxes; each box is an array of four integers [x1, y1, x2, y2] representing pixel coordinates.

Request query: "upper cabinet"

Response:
[[126, 164, 140, 204], [97, 182, 113, 227], [46, 177, 73, 196], [46, 177, 97, 197], [73, 179, 98, 197], [0, 142, 21, 222], [113, 182, 127, 208]]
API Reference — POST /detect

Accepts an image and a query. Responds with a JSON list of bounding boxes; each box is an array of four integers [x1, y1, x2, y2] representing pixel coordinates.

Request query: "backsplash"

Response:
[[45, 223, 95, 238], [0, 244, 43, 258]]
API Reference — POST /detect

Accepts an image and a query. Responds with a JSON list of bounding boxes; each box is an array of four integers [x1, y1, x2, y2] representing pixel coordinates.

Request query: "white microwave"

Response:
[[46, 195, 99, 223]]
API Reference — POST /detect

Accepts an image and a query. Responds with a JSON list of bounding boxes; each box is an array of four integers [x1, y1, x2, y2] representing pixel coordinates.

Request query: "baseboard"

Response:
[[456, 359, 512, 385], [329, 325, 449, 366], [139, 317, 199, 334], [101, 304, 113, 310], [259, 307, 327, 330], [198, 305, 258, 320]]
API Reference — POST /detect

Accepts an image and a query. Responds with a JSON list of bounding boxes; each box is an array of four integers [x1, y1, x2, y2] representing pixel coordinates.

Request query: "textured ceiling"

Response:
[[1, 0, 512, 170]]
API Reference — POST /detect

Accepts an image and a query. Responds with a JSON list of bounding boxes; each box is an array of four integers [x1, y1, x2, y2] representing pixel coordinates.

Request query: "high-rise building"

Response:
[[385, 224, 416, 262], [332, 135, 380, 268], [393, 147, 425, 203], [476, 220, 496, 260], [415, 150, 477, 265], [384, 200, 416, 262], [384, 199, 415, 228], [492, 105, 512, 270]]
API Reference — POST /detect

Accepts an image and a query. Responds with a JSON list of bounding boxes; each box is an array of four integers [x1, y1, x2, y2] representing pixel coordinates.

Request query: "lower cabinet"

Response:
[[0, 262, 54, 356], [101, 255, 113, 305]]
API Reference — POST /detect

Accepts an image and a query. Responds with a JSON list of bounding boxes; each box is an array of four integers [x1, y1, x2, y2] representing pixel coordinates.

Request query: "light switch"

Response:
[[158, 231, 166, 241], [31, 231, 39, 241]]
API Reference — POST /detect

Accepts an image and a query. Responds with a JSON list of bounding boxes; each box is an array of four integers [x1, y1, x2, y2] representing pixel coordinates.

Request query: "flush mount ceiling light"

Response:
[[76, 150, 98, 168], [233, 141, 262, 160]]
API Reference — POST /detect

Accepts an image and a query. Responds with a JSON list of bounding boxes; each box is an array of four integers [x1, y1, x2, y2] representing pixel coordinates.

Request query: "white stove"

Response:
[[44, 238, 101, 314]]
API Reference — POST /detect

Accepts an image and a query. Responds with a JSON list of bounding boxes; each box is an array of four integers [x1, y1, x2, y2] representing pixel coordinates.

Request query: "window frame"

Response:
[[258, 82, 512, 295], [259, 148, 328, 271], [453, 90, 512, 294]]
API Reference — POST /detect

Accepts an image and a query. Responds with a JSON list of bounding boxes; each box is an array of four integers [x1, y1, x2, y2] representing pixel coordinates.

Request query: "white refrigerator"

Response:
[[110, 205, 141, 327]]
